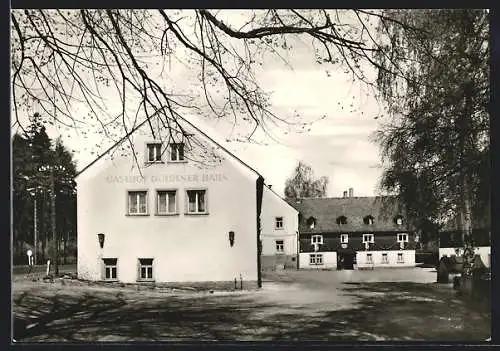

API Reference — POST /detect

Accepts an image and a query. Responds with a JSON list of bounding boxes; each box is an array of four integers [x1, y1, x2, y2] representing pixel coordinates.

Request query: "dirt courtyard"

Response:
[[12, 267, 491, 342]]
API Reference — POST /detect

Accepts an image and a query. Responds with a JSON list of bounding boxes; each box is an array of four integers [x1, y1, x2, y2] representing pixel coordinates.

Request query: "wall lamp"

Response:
[[97, 233, 105, 249], [229, 231, 235, 247]]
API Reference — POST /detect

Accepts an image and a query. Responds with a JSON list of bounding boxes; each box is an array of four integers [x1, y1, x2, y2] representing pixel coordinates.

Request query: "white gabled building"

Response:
[[76, 112, 274, 289], [260, 185, 299, 270]]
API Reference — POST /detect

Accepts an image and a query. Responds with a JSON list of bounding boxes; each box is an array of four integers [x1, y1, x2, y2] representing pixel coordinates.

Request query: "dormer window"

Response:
[[146, 143, 162, 162], [363, 215, 374, 225], [306, 217, 316, 229], [394, 215, 404, 226], [170, 143, 185, 162], [336, 216, 347, 225]]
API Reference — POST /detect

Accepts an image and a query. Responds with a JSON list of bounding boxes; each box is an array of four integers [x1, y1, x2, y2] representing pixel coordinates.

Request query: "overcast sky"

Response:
[[12, 10, 386, 198]]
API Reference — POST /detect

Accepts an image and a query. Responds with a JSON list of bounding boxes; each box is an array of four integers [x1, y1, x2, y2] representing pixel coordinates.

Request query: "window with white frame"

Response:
[[397, 252, 404, 263], [275, 216, 283, 229], [382, 253, 388, 264], [309, 253, 323, 265], [186, 190, 207, 214], [275, 240, 284, 253], [138, 258, 154, 280], [157, 190, 177, 214], [146, 143, 162, 162], [128, 191, 148, 215], [362, 234, 374, 243], [340, 234, 349, 244], [311, 234, 323, 245], [397, 233, 409, 243], [103, 258, 117, 280], [366, 253, 373, 264], [170, 143, 185, 161]]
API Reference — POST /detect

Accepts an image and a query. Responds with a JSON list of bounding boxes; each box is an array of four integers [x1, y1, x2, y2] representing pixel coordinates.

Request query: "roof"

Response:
[[75, 109, 263, 180], [291, 196, 409, 233]]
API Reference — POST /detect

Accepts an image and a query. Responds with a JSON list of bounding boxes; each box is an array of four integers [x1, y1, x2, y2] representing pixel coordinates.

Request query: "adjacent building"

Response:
[[76, 112, 273, 288], [292, 189, 418, 270], [260, 185, 299, 271], [439, 213, 491, 268]]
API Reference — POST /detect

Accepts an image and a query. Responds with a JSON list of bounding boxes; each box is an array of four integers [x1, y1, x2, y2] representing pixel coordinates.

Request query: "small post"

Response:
[[46, 259, 51, 276], [240, 274, 243, 290], [234, 278, 237, 290]]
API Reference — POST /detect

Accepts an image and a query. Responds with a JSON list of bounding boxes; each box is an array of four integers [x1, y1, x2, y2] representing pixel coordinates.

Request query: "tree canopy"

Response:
[[284, 161, 329, 199]]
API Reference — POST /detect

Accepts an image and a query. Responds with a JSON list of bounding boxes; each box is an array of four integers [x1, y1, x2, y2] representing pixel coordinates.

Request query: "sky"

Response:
[[11, 10, 386, 198]]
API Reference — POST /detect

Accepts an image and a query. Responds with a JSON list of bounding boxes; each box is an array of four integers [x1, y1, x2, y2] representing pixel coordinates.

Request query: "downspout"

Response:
[[256, 176, 264, 288]]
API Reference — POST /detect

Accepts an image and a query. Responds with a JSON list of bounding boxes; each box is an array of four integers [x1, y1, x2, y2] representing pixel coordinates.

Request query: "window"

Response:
[[363, 215, 374, 225], [138, 258, 154, 280], [307, 217, 316, 229], [382, 253, 388, 264], [311, 234, 323, 245], [275, 240, 284, 253], [186, 190, 207, 214], [397, 252, 404, 263], [128, 191, 148, 215], [170, 143, 185, 161], [340, 234, 349, 244], [146, 143, 162, 162], [362, 234, 374, 243], [395, 216, 403, 225], [366, 253, 373, 264], [157, 190, 177, 214], [397, 233, 409, 242], [309, 253, 323, 265], [103, 258, 117, 280], [275, 217, 284, 229], [336, 216, 347, 225]]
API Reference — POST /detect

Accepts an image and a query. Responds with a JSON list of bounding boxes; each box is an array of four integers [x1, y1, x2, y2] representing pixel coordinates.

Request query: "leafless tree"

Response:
[[11, 9, 420, 155]]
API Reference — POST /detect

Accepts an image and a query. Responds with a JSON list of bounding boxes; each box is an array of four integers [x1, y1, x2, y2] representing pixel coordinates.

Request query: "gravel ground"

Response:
[[12, 267, 490, 342]]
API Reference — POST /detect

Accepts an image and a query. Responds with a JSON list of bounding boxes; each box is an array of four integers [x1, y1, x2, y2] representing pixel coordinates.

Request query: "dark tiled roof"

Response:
[[290, 196, 410, 233]]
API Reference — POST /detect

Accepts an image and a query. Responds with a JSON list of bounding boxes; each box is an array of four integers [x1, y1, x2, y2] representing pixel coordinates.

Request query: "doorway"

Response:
[[338, 251, 355, 270]]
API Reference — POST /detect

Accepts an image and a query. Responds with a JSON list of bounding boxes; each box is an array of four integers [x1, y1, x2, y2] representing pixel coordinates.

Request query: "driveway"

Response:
[[12, 267, 490, 341]]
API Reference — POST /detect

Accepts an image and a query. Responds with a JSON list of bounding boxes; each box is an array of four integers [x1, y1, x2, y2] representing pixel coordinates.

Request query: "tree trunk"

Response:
[[461, 175, 474, 277]]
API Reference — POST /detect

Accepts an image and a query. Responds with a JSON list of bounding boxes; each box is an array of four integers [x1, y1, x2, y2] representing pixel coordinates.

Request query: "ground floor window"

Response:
[[309, 253, 323, 265], [382, 253, 388, 264], [275, 240, 284, 253], [103, 258, 117, 280], [138, 258, 154, 280], [366, 253, 373, 264], [397, 252, 404, 263]]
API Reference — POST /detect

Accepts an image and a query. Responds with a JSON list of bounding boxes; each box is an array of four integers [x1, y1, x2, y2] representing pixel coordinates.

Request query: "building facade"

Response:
[[439, 215, 491, 269], [76, 113, 266, 288], [293, 190, 417, 270], [260, 185, 299, 270]]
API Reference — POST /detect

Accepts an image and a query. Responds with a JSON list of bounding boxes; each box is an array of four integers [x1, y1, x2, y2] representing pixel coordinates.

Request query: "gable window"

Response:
[[157, 190, 177, 215], [340, 234, 349, 244], [397, 233, 409, 243], [275, 217, 284, 229], [397, 252, 404, 263], [363, 215, 374, 225], [128, 191, 148, 215], [146, 143, 162, 162], [170, 143, 185, 162], [362, 234, 374, 244], [311, 234, 323, 245], [138, 258, 154, 281], [382, 253, 388, 264], [394, 216, 404, 226], [336, 216, 347, 225], [307, 217, 316, 229], [186, 190, 207, 214], [309, 253, 323, 265], [103, 258, 117, 280], [275, 240, 284, 253], [366, 253, 373, 264]]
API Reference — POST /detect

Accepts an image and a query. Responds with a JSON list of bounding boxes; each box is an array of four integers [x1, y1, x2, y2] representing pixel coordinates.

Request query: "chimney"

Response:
[[349, 188, 354, 198], [343, 191, 348, 198]]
